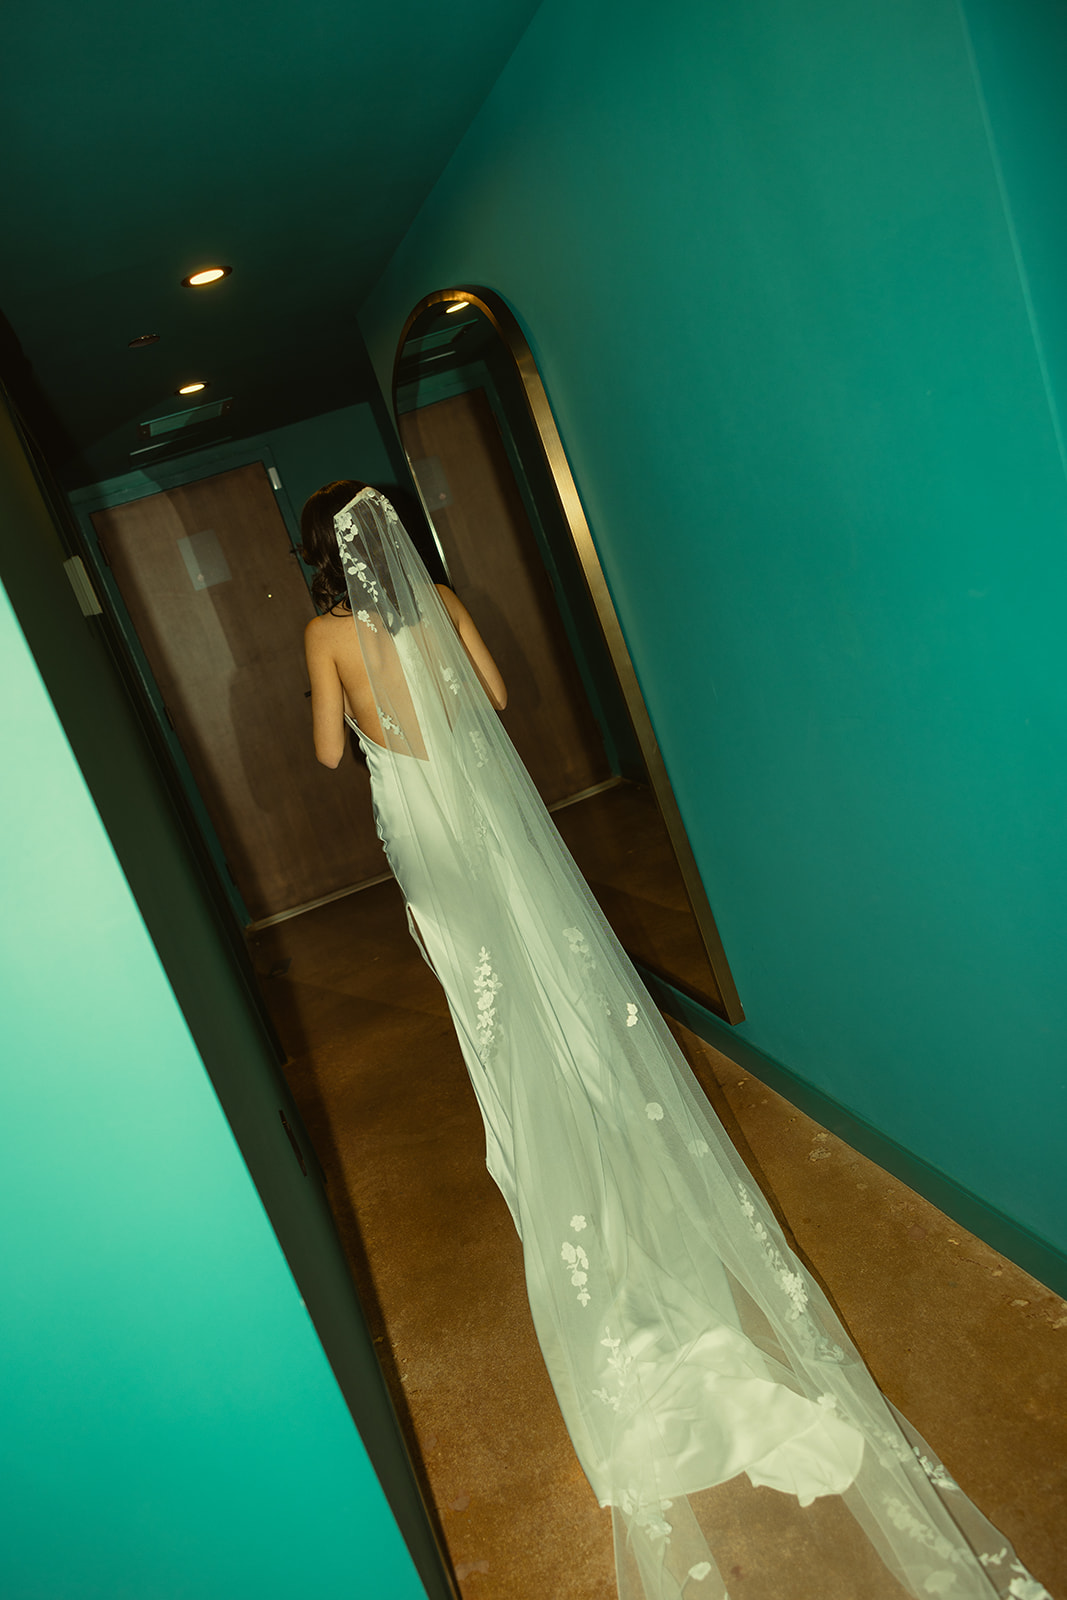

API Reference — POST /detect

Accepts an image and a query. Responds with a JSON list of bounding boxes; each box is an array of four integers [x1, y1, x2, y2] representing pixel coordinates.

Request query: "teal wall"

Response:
[[961, 0, 1067, 449], [358, 0, 1067, 1262], [262, 398, 406, 511], [0, 572, 424, 1598]]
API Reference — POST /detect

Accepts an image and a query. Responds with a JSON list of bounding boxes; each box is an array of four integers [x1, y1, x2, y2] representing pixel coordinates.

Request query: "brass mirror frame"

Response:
[[393, 285, 744, 1025]]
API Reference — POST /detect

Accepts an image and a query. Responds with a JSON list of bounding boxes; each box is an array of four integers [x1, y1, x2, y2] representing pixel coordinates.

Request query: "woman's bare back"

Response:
[[305, 586, 506, 768]]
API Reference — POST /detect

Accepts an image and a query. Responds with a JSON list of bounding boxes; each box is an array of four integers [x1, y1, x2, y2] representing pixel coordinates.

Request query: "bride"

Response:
[[301, 480, 1052, 1600]]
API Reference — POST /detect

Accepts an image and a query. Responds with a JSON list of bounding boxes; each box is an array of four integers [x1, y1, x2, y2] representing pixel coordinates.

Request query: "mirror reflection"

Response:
[[394, 288, 741, 1020]]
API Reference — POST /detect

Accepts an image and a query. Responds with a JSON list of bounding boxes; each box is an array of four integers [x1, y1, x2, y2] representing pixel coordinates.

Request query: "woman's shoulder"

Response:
[[306, 604, 352, 631], [304, 609, 349, 653]]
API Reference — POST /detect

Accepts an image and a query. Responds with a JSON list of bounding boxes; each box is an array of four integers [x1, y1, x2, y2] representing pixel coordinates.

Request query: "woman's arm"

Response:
[[304, 616, 347, 768], [436, 585, 508, 710]]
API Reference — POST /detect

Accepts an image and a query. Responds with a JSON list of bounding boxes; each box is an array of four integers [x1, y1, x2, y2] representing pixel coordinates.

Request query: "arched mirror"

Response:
[[394, 287, 742, 1024]]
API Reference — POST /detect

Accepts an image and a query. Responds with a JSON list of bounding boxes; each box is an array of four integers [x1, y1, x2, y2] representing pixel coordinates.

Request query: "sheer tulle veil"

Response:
[[333, 488, 1052, 1600]]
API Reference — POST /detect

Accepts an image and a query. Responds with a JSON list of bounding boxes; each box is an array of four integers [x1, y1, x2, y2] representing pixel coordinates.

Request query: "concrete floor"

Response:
[[251, 788, 1065, 1600]]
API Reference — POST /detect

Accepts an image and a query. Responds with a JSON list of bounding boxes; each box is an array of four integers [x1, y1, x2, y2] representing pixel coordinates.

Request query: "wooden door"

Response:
[[400, 389, 611, 805], [92, 462, 383, 920]]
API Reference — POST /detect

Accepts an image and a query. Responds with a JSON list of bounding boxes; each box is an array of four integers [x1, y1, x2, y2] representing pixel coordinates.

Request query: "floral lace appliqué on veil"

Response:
[[473, 947, 502, 1060]]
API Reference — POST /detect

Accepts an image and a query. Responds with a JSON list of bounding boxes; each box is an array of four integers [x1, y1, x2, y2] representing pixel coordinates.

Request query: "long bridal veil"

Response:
[[334, 488, 1052, 1600]]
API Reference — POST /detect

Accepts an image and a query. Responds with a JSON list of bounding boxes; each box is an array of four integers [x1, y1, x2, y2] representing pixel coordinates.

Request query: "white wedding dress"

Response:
[[335, 489, 1052, 1600]]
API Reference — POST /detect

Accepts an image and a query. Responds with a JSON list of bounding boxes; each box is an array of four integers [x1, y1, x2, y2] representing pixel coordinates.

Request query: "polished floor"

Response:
[[251, 788, 1065, 1600]]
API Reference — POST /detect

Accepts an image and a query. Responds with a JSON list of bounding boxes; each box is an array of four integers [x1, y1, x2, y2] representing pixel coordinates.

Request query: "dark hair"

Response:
[[299, 479, 369, 612]]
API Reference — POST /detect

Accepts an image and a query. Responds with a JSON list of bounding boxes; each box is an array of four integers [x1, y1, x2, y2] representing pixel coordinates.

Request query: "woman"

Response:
[[301, 480, 1052, 1600], [303, 480, 507, 765]]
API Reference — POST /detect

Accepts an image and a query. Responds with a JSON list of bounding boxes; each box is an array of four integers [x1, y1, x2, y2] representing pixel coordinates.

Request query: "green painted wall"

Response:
[[262, 397, 407, 512], [0, 569, 424, 1597], [961, 0, 1067, 449], [358, 0, 1067, 1261]]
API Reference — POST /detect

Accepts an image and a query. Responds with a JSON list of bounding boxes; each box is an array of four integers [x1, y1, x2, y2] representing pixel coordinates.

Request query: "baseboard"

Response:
[[636, 964, 1067, 1300]]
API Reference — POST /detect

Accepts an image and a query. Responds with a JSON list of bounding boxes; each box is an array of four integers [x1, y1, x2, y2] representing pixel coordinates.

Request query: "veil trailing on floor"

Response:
[[334, 488, 1051, 1600]]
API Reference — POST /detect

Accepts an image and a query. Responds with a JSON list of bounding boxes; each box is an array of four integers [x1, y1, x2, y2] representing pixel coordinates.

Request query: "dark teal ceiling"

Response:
[[0, 0, 542, 486]]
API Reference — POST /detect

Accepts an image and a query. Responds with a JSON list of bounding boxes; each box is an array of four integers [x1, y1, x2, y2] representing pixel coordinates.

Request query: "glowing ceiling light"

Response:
[[177, 381, 208, 395], [445, 300, 470, 313], [181, 265, 232, 288]]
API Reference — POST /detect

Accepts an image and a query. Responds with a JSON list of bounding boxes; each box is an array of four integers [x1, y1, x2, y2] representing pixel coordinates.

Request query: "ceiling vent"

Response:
[[137, 397, 233, 439]]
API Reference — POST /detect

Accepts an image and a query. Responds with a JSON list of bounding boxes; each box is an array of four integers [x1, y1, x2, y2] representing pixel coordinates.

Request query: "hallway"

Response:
[[251, 792, 1066, 1599]]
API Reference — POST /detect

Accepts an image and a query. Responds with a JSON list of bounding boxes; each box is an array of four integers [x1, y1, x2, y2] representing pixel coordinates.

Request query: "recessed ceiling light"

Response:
[[445, 300, 470, 313], [181, 265, 232, 288], [177, 381, 208, 395], [128, 332, 161, 348]]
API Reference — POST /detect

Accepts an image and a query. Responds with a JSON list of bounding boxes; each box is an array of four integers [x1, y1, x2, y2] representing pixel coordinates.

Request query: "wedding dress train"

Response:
[[335, 488, 1052, 1600]]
